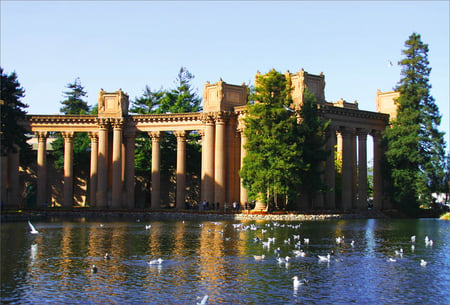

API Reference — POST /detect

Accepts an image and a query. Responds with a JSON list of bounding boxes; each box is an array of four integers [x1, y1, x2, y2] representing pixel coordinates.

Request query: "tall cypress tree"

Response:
[[383, 33, 446, 214], [241, 69, 306, 210]]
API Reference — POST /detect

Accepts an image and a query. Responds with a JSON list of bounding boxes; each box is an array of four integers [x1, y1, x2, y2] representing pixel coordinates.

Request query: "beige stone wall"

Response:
[[376, 90, 399, 120]]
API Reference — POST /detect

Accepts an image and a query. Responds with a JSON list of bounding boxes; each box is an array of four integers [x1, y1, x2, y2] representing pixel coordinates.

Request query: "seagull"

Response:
[[388, 60, 393, 68], [277, 256, 291, 264], [253, 255, 265, 261], [387, 258, 397, 262], [318, 253, 331, 262], [420, 259, 427, 267], [292, 276, 308, 289], [411, 235, 416, 243], [28, 221, 39, 234], [104, 253, 111, 260], [149, 258, 164, 265], [145, 225, 152, 230], [293, 249, 306, 257], [91, 265, 98, 273], [197, 295, 209, 305]]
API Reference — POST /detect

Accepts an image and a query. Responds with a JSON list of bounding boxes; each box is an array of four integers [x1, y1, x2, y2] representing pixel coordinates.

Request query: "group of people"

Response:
[[198, 200, 241, 212]]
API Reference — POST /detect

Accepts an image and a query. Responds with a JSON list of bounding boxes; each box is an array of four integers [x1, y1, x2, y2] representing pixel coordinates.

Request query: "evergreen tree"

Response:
[[59, 78, 90, 114], [383, 33, 446, 214], [240, 69, 306, 210], [130, 67, 202, 207], [0, 68, 31, 157], [52, 78, 91, 172], [297, 88, 330, 208]]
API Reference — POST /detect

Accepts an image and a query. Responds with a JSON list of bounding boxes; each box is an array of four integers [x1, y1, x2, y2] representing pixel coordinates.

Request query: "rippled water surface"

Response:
[[1, 217, 449, 304]]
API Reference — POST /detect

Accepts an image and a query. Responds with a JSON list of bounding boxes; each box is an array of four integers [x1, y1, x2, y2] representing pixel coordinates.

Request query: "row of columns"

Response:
[[31, 117, 385, 211], [324, 126, 384, 210]]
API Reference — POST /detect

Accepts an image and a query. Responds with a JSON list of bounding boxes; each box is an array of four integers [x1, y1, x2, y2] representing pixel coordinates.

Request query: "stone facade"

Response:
[[3, 70, 398, 212]]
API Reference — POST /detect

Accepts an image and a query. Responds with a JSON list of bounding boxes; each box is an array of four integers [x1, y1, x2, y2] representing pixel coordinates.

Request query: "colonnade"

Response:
[[8, 74, 391, 211]]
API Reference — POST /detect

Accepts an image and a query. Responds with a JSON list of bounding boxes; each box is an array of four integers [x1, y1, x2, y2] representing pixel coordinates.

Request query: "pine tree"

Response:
[[240, 69, 306, 210], [59, 78, 90, 115], [383, 33, 446, 214], [297, 88, 330, 208], [0, 68, 31, 156]]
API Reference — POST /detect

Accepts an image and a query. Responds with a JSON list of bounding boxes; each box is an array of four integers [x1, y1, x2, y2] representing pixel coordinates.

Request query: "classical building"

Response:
[[1, 69, 396, 211]]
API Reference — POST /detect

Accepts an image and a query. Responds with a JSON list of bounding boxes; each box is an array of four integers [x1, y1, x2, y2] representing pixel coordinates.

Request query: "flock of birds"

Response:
[[26, 219, 436, 300]]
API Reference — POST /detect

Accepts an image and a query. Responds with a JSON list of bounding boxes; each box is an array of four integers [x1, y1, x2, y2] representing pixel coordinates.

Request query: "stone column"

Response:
[[198, 129, 205, 202], [234, 130, 241, 207], [111, 119, 123, 209], [357, 129, 368, 210], [203, 116, 215, 205], [371, 130, 383, 210], [351, 130, 358, 209], [325, 126, 336, 209], [89, 132, 98, 207], [150, 131, 162, 209], [36, 131, 48, 207], [239, 129, 248, 207], [124, 131, 136, 209], [340, 127, 353, 210], [175, 130, 187, 210], [214, 114, 226, 207], [97, 119, 109, 209], [62, 131, 74, 208]]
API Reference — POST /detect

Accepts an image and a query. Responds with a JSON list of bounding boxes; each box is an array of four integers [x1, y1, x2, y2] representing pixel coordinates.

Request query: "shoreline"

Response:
[[1, 208, 393, 222]]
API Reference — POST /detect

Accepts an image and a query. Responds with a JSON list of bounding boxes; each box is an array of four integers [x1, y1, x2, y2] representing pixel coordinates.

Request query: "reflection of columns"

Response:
[[89, 133, 98, 207], [36, 131, 48, 207], [357, 130, 368, 209], [111, 119, 123, 209], [340, 127, 352, 210], [124, 131, 136, 209], [150, 131, 162, 209], [175, 130, 187, 210], [97, 119, 109, 209], [372, 130, 383, 210], [0, 155, 7, 205], [325, 126, 336, 209], [62, 131, 74, 208], [214, 114, 226, 206], [203, 116, 215, 204], [239, 130, 248, 206]]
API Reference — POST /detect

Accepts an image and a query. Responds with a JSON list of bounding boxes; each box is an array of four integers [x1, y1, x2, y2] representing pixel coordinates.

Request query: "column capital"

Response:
[[61, 131, 75, 141], [149, 131, 163, 140], [97, 118, 110, 129], [201, 113, 216, 125], [338, 126, 355, 136], [174, 130, 189, 140], [214, 111, 230, 124], [35, 131, 48, 140], [89, 132, 99, 141], [111, 118, 124, 129], [356, 128, 369, 137]]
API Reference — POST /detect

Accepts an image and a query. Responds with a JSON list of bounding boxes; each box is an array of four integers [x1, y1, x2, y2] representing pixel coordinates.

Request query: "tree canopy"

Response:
[[0, 68, 31, 157], [383, 33, 447, 214]]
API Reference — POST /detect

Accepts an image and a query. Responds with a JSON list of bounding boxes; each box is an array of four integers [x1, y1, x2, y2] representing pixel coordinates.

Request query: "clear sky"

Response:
[[1, 1, 449, 148]]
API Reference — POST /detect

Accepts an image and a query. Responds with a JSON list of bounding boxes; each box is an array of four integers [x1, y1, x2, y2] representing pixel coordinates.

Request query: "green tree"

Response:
[[240, 69, 306, 210], [59, 77, 90, 114], [52, 78, 91, 177], [383, 33, 446, 215], [130, 67, 202, 207], [0, 68, 31, 157], [297, 88, 330, 208]]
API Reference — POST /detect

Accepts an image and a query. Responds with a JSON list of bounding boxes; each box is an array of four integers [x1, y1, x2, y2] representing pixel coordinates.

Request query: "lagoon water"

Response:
[[1, 216, 449, 304]]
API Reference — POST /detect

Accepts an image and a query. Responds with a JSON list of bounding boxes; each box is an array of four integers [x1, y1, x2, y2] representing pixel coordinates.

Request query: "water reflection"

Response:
[[1, 218, 449, 304]]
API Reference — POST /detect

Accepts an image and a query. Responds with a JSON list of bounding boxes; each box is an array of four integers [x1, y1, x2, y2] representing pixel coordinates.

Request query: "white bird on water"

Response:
[[420, 259, 427, 267], [197, 295, 209, 305], [292, 276, 308, 289], [318, 253, 331, 262], [28, 221, 39, 234], [149, 258, 164, 265]]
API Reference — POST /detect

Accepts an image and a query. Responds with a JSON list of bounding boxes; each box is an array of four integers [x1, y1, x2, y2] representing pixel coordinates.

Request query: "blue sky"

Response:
[[1, 1, 449, 147]]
